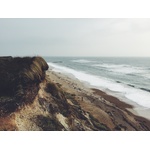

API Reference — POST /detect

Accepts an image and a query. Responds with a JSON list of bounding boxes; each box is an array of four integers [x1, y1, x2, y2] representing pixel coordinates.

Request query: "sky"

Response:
[[0, 18, 150, 57]]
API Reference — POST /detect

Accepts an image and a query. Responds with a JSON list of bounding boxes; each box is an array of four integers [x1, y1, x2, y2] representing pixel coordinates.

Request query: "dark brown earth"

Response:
[[0, 56, 150, 131]]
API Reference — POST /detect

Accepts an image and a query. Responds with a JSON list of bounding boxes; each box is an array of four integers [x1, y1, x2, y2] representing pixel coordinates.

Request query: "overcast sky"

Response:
[[0, 18, 150, 57]]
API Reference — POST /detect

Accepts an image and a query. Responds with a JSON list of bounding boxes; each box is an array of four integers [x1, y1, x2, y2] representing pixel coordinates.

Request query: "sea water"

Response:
[[45, 57, 150, 118]]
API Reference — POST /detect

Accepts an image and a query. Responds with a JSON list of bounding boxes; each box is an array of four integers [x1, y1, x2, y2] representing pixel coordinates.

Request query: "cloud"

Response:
[[0, 18, 150, 57]]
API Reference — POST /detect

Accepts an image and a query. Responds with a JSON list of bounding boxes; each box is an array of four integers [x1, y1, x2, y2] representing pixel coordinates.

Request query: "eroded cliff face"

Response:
[[0, 56, 48, 117], [14, 79, 110, 131], [0, 57, 150, 131], [0, 56, 110, 131]]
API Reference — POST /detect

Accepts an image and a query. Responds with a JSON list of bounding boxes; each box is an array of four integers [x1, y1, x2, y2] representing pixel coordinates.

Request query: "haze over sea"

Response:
[[45, 57, 150, 118]]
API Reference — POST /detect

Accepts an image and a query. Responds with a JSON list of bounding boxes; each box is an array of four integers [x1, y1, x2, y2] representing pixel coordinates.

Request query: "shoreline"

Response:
[[1, 56, 150, 130], [47, 67, 150, 120], [46, 68, 150, 130], [91, 88, 133, 110]]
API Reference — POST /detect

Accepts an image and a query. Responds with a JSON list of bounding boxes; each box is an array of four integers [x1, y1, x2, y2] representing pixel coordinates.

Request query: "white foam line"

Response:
[[72, 59, 95, 63], [92, 63, 147, 74], [48, 62, 150, 108]]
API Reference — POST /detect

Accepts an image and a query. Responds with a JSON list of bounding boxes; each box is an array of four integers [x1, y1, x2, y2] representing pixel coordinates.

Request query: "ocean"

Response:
[[45, 57, 150, 115]]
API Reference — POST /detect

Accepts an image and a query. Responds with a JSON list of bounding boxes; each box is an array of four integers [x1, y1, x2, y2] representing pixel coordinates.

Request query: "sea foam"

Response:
[[92, 63, 147, 74], [48, 62, 150, 108], [72, 59, 95, 63]]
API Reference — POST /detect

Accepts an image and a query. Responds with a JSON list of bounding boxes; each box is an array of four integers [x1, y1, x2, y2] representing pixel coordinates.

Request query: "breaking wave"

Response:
[[48, 62, 150, 108]]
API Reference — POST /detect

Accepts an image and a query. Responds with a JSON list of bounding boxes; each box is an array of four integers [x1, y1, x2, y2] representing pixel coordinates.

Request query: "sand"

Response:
[[46, 68, 150, 130]]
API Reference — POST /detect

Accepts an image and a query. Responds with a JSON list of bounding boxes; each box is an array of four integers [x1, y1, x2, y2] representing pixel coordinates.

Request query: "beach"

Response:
[[1, 56, 150, 130], [46, 67, 150, 130]]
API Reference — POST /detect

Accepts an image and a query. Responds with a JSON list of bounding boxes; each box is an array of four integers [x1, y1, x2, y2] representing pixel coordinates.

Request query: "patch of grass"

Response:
[[44, 82, 70, 117], [45, 82, 64, 99], [89, 113, 110, 131], [0, 56, 48, 116], [33, 56, 49, 71], [36, 115, 64, 131], [65, 92, 73, 99]]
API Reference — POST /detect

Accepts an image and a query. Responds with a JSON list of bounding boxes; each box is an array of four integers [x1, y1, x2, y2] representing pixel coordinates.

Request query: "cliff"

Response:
[[0, 56, 109, 130], [0, 56, 150, 131]]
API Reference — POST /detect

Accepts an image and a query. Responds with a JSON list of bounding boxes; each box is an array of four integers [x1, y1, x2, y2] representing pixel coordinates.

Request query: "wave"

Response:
[[140, 88, 150, 93], [52, 61, 63, 63], [141, 74, 150, 79], [93, 63, 129, 68], [48, 62, 150, 108], [72, 59, 95, 63], [92, 63, 147, 74], [127, 84, 135, 88]]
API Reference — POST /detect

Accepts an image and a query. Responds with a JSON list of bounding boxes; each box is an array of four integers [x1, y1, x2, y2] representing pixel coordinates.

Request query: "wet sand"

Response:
[[92, 88, 133, 109]]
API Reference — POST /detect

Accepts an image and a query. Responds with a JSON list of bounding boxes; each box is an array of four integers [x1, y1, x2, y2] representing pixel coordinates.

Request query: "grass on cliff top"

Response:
[[0, 56, 49, 116]]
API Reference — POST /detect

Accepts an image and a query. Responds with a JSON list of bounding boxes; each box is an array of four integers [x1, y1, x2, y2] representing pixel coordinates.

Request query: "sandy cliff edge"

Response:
[[0, 56, 150, 131]]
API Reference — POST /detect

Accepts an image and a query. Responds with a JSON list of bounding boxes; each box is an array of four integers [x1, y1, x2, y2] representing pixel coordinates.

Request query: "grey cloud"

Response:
[[0, 18, 150, 57]]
